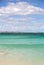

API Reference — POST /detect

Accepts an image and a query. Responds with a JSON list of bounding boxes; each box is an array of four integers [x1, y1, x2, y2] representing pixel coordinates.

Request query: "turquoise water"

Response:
[[0, 34, 44, 65], [0, 34, 44, 44]]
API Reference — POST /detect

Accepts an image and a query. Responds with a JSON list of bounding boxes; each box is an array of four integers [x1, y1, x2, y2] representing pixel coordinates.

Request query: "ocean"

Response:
[[0, 33, 44, 65]]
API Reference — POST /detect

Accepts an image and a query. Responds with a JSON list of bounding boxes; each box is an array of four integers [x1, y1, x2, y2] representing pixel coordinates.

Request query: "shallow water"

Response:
[[0, 34, 44, 65]]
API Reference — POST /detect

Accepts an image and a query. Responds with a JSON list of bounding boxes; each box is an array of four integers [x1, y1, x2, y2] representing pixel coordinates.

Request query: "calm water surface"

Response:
[[0, 34, 44, 65]]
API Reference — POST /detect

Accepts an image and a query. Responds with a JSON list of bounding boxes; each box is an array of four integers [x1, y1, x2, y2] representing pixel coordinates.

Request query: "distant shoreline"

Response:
[[0, 32, 44, 35]]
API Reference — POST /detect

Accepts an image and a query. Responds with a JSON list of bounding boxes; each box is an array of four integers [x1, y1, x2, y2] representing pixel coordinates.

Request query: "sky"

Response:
[[0, 0, 44, 32]]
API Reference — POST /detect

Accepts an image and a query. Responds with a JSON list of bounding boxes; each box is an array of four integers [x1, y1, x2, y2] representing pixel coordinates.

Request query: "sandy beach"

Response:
[[0, 58, 44, 65]]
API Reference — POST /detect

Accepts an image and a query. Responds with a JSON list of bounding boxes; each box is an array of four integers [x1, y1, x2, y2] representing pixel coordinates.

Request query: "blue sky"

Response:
[[0, 0, 44, 32]]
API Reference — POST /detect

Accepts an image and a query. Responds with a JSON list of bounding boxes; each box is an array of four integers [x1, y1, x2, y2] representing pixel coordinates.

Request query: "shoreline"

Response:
[[0, 32, 44, 35]]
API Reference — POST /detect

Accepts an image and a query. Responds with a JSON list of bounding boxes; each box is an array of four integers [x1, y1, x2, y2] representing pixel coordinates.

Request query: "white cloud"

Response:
[[0, 2, 44, 16], [0, 15, 39, 32], [0, 15, 43, 32], [0, 2, 44, 32]]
